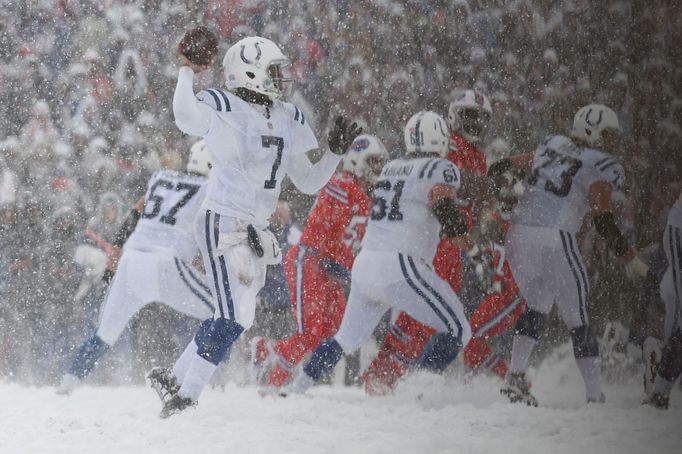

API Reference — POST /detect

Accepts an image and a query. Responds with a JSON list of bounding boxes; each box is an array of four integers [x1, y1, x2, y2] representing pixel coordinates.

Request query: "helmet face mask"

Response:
[[458, 108, 490, 142], [448, 89, 492, 144], [266, 60, 293, 98], [223, 37, 292, 100], [342, 134, 389, 184]]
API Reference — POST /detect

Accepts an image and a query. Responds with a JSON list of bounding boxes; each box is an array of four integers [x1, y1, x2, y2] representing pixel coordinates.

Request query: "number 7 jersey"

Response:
[[512, 134, 625, 234], [125, 169, 207, 262], [361, 156, 461, 262]]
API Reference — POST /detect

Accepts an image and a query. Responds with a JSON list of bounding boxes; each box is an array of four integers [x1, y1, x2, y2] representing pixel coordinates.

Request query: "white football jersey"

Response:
[[362, 156, 461, 262], [512, 135, 625, 234], [125, 170, 207, 262], [196, 88, 318, 227]]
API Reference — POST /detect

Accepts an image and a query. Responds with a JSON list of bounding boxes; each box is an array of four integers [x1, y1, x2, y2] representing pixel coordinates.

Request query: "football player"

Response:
[[643, 190, 682, 409], [285, 111, 471, 395], [489, 104, 649, 405], [251, 134, 388, 390], [155, 36, 360, 417], [57, 140, 214, 394], [362, 89, 494, 393]]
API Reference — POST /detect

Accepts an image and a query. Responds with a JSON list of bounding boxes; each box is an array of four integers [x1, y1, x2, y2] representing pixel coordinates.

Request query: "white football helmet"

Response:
[[223, 36, 292, 100], [570, 104, 621, 148], [404, 111, 450, 158], [187, 140, 211, 176], [342, 134, 389, 184], [447, 89, 492, 144]]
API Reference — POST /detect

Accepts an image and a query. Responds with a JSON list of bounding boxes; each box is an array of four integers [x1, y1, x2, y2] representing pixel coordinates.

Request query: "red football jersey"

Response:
[[299, 171, 371, 270], [447, 133, 487, 229]]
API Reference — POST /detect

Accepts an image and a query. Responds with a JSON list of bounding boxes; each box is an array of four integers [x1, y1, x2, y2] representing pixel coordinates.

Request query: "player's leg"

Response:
[[502, 225, 555, 405], [288, 252, 389, 394], [268, 267, 346, 387], [363, 241, 462, 393], [555, 230, 603, 403], [362, 312, 434, 395], [58, 252, 148, 393], [162, 211, 261, 416], [160, 257, 215, 320], [145, 255, 214, 399], [645, 226, 682, 409], [395, 254, 471, 373], [463, 291, 526, 379]]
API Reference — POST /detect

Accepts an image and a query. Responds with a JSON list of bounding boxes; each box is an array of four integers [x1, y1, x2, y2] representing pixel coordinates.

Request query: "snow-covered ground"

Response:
[[1, 345, 680, 454]]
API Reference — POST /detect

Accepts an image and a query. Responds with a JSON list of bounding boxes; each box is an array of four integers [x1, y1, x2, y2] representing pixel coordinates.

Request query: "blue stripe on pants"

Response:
[[398, 253, 452, 333]]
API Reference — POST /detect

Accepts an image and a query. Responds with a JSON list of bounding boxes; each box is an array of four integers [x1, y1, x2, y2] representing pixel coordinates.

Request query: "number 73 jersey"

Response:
[[512, 134, 625, 234], [361, 156, 461, 263], [125, 169, 207, 262]]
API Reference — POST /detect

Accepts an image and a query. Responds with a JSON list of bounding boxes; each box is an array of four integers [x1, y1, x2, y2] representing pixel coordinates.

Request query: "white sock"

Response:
[[287, 371, 315, 395], [576, 356, 603, 401], [509, 335, 537, 375], [173, 339, 199, 386], [177, 354, 218, 402]]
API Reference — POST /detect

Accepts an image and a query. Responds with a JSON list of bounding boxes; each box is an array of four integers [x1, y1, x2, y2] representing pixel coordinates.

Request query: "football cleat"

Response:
[[642, 392, 669, 410], [159, 394, 196, 419], [501, 373, 538, 407], [587, 393, 606, 404], [147, 367, 179, 403]]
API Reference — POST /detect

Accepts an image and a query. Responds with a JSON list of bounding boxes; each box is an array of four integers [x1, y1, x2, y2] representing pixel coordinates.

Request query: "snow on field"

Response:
[[0, 345, 680, 454]]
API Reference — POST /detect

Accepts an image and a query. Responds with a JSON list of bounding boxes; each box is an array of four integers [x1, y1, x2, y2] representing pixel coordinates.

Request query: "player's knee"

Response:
[[197, 318, 244, 365], [418, 332, 462, 373], [193, 318, 214, 346], [514, 308, 546, 340], [659, 328, 682, 382], [569, 325, 599, 358]]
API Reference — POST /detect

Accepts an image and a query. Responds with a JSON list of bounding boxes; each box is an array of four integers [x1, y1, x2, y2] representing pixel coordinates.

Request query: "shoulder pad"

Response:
[[196, 88, 232, 112]]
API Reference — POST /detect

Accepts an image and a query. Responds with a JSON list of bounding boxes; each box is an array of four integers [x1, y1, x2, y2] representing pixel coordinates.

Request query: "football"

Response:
[[178, 26, 219, 66]]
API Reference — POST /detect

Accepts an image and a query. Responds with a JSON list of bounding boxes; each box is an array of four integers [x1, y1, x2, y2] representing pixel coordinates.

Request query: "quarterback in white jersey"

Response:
[[286, 111, 471, 395], [57, 141, 213, 394], [644, 191, 682, 409], [488, 104, 649, 405], [156, 35, 361, 417]]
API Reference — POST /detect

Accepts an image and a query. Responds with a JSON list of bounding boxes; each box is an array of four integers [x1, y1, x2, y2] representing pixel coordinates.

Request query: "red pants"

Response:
[[268, 244, 347, 387], [363, 243, 525, 393]]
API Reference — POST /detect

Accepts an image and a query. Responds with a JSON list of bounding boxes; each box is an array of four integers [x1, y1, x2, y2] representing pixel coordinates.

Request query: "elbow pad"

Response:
[[112, 209, 141, 248], [593, 212, 629, 257], [433, 198, 468, 237]]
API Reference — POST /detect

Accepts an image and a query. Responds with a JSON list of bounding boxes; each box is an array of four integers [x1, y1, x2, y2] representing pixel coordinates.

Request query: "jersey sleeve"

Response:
[[195, 88, 233, 113], [287, 104, 318, 156], [591, 155, 626, 191], [426, 159, 461, 191]]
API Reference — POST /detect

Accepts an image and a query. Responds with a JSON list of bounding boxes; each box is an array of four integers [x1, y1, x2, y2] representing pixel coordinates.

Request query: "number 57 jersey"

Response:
[[125, 169, 207, 263], [512, 135, 625, 235], [362, 157, 461, 263]]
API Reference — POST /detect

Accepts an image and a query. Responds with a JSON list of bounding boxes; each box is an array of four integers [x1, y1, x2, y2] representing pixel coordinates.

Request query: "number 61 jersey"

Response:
[[512, 135, 625, 234], [125, 169, 207, 263], [361, 156, 461, 263]]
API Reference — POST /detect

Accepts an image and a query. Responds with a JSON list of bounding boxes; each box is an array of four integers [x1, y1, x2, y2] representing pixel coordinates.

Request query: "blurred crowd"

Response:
[[0, 0, 679, 385]]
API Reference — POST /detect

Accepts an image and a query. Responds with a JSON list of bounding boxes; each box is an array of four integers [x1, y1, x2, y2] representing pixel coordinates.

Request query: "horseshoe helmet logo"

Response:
[[240, 42, 262, 65]]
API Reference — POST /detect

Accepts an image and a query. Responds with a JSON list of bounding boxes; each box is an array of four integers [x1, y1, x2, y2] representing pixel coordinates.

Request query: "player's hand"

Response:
[[328, 115, 363, 155], [177, 51, 212, 73]]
